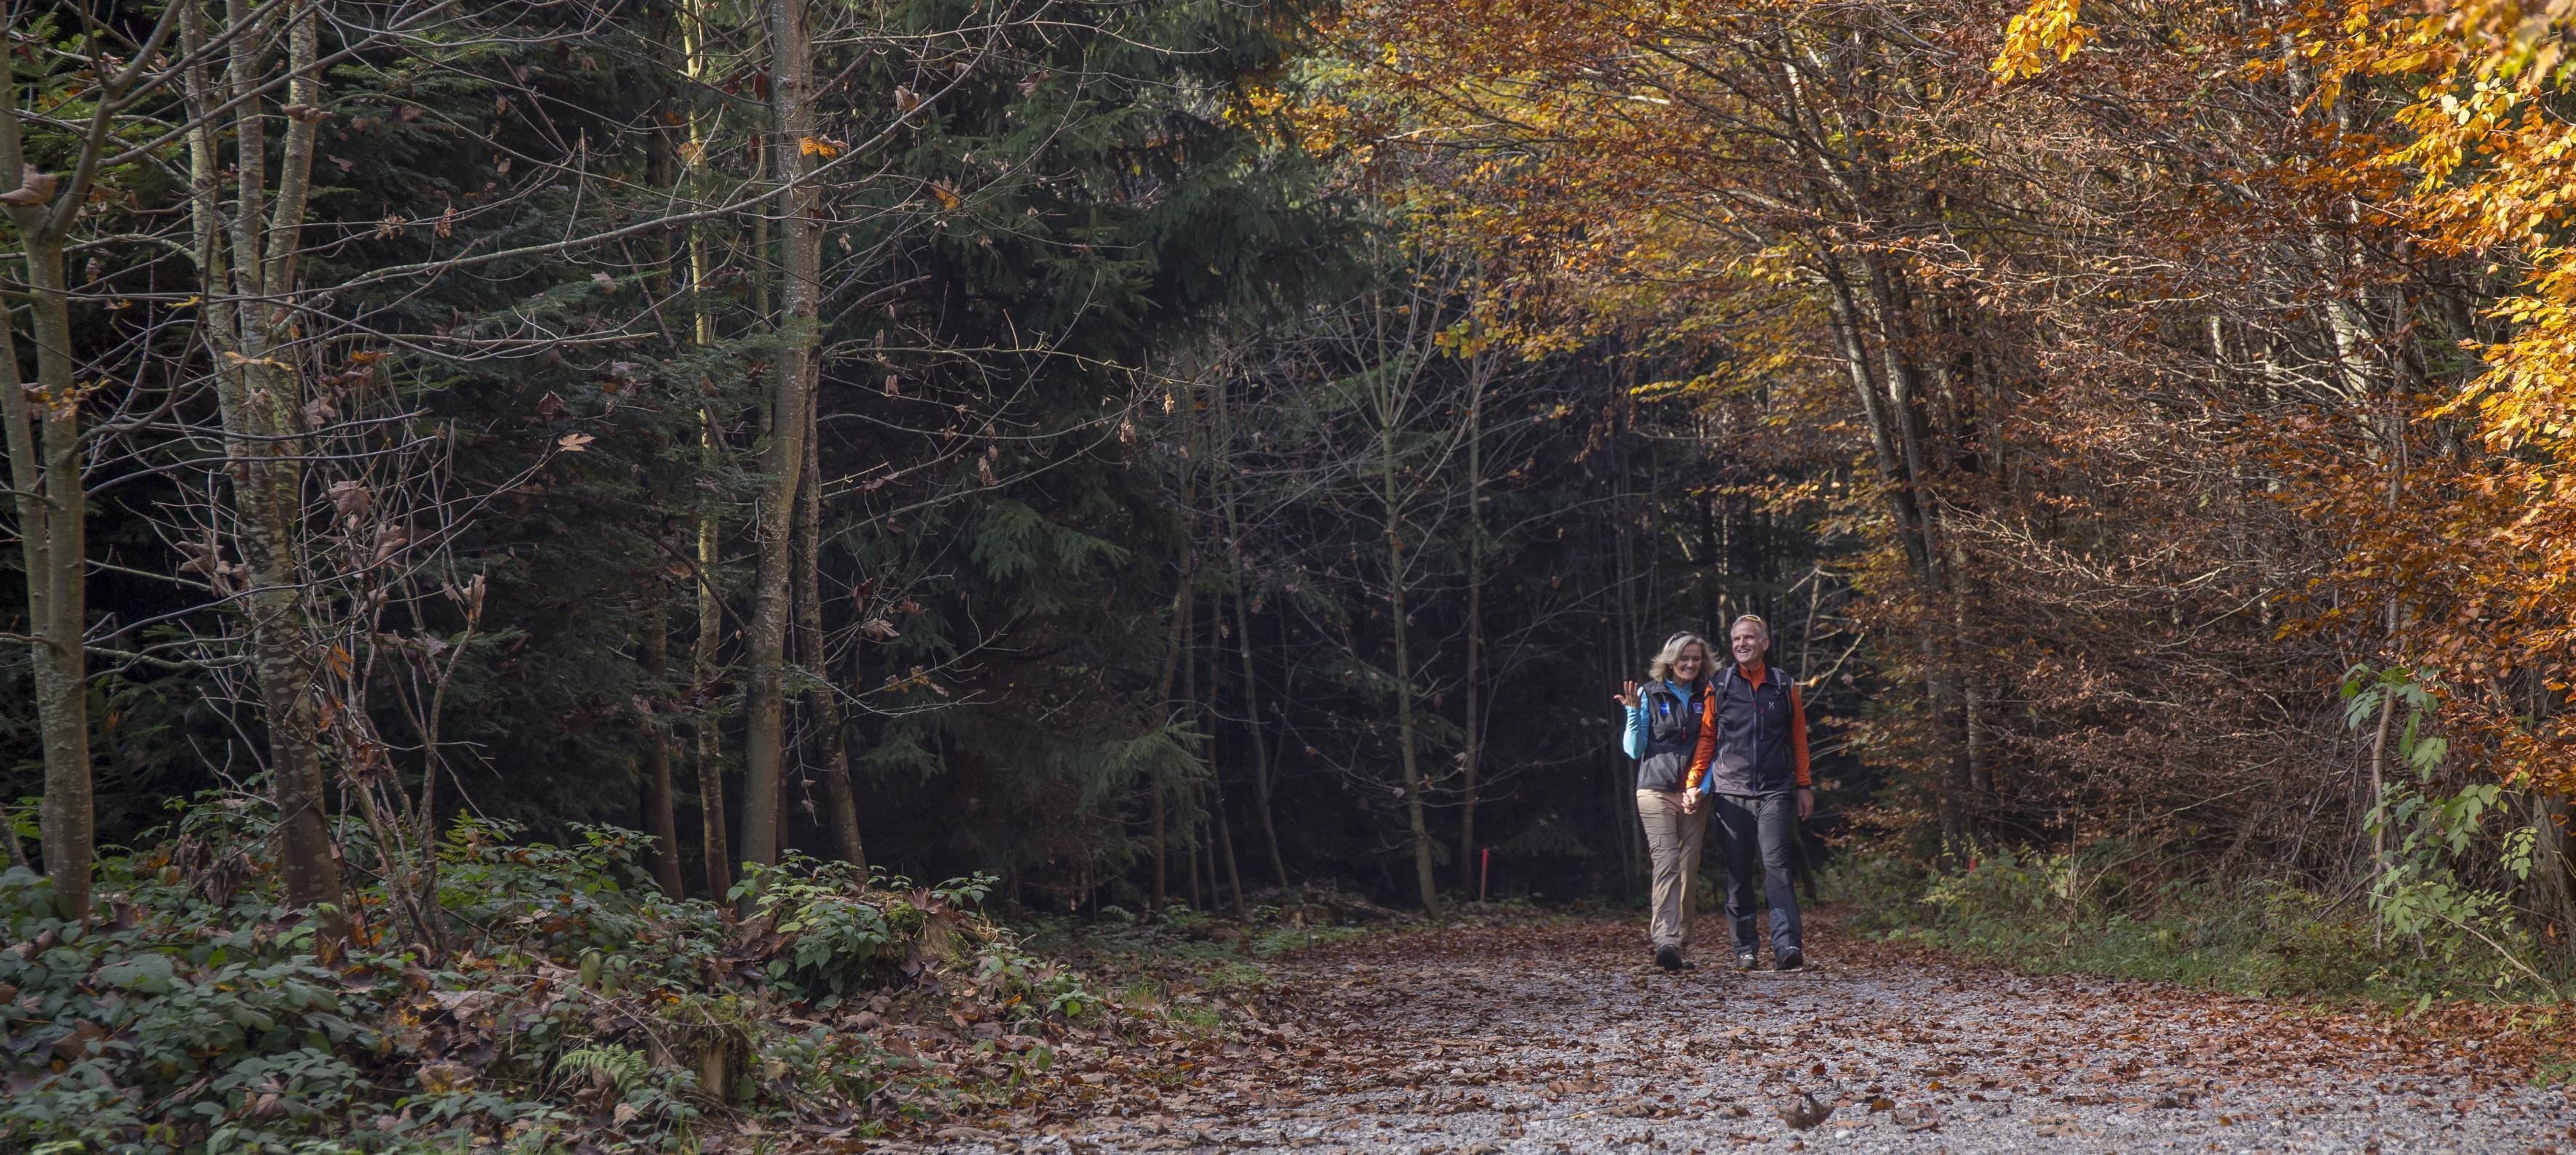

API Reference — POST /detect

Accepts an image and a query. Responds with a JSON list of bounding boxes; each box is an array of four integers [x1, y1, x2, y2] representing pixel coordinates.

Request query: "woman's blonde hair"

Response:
[[1647, 631, 1712, 685]]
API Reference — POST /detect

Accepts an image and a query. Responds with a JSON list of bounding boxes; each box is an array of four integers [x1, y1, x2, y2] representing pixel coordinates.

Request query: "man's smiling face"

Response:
[[1730, 623, 1765, 667]]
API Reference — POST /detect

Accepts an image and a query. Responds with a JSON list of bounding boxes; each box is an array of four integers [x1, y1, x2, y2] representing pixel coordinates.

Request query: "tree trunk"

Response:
[[1211, 377, 1288, 886], [183, 0, 344, 927], [1205, 595, 1243, 911], [678, 0, 731, 904], [2527, 794, 2576, 954], [8, 0, 193, 920], [1825, 256, 1972, 858], [1607, 368, 1642, 896], [1381, 416, 1440, 917], [633, 2, 689, 901], [1148, 777, 1168, 912], [738, 0, 821, 877], [640, 579, 686, 896], [0, 135, 94, 915], [1148, 387, 1201, 909], [1149, 579, 1190, 911], [1189, 794, 1211, 912], [1456, 358, 1487, 897], [1229, 587, 1288, 886], [690, 510, 732, 900], [798, 427, 867, 869], [1821, 262, 1928, 576], [1181, 605, 1205, 913]]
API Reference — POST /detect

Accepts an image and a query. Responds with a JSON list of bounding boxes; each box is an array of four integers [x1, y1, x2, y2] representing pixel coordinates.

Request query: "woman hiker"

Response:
[[1683, 614, 1813, 971], [1616, 631, 1714, 972]]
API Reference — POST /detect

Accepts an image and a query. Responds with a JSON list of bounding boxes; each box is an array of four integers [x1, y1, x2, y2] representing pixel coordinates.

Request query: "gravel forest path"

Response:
[[956, 913, 2572, 1154]]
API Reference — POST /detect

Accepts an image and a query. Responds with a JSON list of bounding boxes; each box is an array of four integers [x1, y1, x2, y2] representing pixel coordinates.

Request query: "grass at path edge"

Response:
[[1818, 850, 2576, 1085]]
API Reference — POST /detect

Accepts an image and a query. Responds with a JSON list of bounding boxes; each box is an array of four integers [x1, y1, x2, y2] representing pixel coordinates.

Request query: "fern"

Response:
[[555, 1045, 649, 1093]]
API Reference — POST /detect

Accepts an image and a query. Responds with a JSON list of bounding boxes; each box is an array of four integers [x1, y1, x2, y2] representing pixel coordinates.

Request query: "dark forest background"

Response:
[[0, 0, 1875, 926], [16, 3, 2576, 1146], [5, 0, 2571, 949]]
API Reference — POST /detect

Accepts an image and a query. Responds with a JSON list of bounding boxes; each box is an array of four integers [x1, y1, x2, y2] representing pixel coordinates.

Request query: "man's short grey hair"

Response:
[[1647, 632, 1711, 684], [1730, 614, 1770, 642]]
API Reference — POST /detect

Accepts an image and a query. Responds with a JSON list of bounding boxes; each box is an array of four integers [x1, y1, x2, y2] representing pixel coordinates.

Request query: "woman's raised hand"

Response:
[[1616, 680, 1641, 709]]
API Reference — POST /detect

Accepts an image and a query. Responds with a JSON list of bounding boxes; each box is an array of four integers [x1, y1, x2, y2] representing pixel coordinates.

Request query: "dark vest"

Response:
[[1701, 664, 1797, 796], [1635, 680, 1704, 792]]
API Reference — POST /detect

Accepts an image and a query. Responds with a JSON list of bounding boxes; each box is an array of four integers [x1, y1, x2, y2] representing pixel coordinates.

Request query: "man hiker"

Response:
[[1683, 614, 1813, 971]]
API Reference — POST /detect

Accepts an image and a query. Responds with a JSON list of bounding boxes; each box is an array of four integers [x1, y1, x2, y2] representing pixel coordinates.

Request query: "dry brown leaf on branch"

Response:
[[0, 166, 59, 206]]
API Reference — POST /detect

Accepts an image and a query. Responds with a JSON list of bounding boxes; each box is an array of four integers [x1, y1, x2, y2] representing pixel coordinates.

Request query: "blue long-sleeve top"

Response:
[[1620, 677, 1702, 758]]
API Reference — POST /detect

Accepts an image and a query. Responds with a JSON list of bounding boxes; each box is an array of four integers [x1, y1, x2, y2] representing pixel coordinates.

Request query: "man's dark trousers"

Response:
[[1711, 792, 1801, 957]]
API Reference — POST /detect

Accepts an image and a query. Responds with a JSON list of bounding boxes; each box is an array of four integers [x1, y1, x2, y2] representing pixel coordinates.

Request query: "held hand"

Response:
[[1616, 680, 1640, 709], [1680, 789, 1699, 814], [1797, 788, 1813, 821]]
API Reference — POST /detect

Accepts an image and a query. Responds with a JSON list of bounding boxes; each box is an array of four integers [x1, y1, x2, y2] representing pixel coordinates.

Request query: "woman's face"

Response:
[[1674, 642, 1709, 681]]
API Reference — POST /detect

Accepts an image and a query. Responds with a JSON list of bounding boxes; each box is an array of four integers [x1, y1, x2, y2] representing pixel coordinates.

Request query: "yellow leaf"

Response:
[[1991, 0, 2093, 84]]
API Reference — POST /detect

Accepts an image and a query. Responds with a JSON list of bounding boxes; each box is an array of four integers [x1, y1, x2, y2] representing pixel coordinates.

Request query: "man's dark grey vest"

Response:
[[1701, 664, 1797, 797]]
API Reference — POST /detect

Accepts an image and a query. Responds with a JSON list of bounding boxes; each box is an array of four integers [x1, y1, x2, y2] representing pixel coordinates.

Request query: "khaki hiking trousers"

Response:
[[1635, 789, 1707, 951]]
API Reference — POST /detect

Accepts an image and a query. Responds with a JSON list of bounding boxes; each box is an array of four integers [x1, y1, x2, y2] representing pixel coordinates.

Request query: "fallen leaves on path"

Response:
[[884, 911, 2573, 1153]]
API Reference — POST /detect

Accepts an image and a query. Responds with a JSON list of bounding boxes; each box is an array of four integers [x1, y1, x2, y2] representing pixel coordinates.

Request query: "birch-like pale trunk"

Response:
[[680, 0, 734, 902], [691, 504, 732, 898], [183, 0, 347, 925]]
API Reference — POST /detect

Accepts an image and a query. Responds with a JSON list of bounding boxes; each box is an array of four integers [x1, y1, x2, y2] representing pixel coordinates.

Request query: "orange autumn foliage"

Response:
[[2282, 1, 2576, 797], [1325, 0, 2576, 910]]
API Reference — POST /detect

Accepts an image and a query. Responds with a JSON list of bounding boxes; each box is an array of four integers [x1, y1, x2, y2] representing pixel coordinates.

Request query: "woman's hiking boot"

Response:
[[1734, 950, 1759, 970], [1775, 946, 1805, 971]]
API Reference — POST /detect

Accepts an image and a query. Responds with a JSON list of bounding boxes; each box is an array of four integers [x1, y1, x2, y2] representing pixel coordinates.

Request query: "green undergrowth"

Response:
[[1010, 887, 1411, 1033], [0, 800, 1107, 1154], [1827, 847, 2573, 1011]]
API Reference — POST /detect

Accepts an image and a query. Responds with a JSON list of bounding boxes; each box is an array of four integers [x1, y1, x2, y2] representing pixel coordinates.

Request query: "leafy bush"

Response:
[[732, 856, 993, 1007], [2343, 665, 2548, 997], [0, 800, 1107, 1153]]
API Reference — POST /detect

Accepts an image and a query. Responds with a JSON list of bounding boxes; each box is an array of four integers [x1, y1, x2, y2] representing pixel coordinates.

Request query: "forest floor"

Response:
[[915, 910, 2576, 1154]]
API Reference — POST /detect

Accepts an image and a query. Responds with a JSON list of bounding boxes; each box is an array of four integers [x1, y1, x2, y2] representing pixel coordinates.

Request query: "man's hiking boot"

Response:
[[1674, 954, 1697, 971], [1734, 950, 1758, 971], [1775, 947, 1805, 972], [1654, 946, 1684, 972]]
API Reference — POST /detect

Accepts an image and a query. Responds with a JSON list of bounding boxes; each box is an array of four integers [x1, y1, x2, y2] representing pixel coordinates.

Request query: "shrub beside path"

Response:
[[928, 913, 2575, 1153]]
